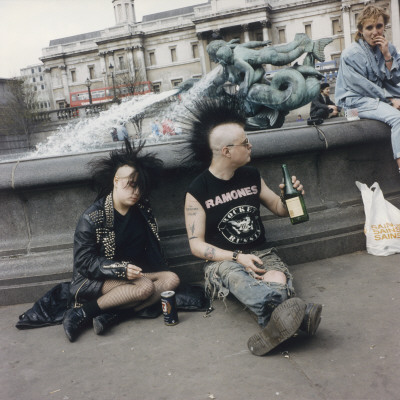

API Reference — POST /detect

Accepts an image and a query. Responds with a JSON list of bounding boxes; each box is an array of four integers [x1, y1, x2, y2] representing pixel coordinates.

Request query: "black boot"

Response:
[[300, 303, 322, 336], [247, 297, 306, 356], [93, 312, 120, 335], [63, 307, 91, 342]]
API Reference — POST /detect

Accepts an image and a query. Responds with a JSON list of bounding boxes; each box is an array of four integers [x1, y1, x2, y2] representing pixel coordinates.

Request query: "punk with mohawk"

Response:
[[63, 139, 180, 342], [184, 97, 322, 356], [181, 95, 246, 167]]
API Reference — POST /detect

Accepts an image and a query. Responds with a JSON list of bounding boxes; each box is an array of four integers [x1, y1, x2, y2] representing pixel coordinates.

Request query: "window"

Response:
[[34, 86, 37, 91], [332, 19, 342, 34], [256, 32, 263, 42], [192, 44, 199, 59], [354, 13, 359, 28], [278, 28, 286, 44], [32, 77, 36, 83], [31, 68, 34, 74], [38, 67, 41, 72], [152, 83, 161, 93], [41, 84, 45, 90], [118, 56, 125, 70], [305, 24, 312, 38], [40, 75, 43, 81], [71, 70, 76, 82], [149, 51, 156, 66], [89, 66, 95, 79], [170, 48, 177, 62], [171, 79, 182, 87]]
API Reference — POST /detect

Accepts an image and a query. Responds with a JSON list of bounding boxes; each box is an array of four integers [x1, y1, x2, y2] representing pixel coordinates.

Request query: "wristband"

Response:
[[232, 250, 242, 262], [384, 56, 393, 63]]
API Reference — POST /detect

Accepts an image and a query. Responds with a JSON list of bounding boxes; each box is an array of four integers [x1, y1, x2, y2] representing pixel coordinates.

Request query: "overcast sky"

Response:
[[0, 0, 202, 78]]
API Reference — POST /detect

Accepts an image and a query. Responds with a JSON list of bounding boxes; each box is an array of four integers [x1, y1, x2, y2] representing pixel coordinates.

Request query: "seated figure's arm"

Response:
[[241, 40, 271, 49], [234, 58, 255, 95], [259, 178, 289, 217], [312, 96, 330, 111], [340, 51, 390, 103], [74, 215, 128, 280], [184, 193, 265, 273], [259, 176, 304, 217]]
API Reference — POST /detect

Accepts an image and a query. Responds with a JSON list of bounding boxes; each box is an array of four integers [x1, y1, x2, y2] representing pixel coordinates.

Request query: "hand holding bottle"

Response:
[[279, 176, 304, 195]]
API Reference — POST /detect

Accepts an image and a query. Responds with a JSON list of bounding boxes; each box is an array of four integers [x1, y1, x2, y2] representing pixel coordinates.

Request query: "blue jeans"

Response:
[[204, 248, 295, 327], [357, 101, 400, 159]]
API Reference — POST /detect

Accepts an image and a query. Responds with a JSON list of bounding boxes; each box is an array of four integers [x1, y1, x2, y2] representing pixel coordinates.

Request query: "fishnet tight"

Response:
[[97, 271, 180, 312]]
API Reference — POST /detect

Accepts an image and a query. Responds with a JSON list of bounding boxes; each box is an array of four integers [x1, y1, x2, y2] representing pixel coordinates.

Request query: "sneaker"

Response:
[[300, 303, 322, 336], [247, 297, 306, 356], [93, 312, 120, 335], [63, 307, 91, 342]]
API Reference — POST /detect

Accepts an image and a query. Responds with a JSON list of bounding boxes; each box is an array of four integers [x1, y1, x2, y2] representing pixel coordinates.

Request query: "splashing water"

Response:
[[26, 65, 223, 159]]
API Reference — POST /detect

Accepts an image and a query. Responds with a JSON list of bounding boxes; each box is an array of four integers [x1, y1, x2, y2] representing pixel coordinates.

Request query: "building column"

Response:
[[98, 51, 108, 87], [341, 3, 352, 49], [391, 0, 400, 49], [135, 45, 147, 81], [242, 24, 250, 42], [43, 67, 56, 109], [197, 32, 208, 75], [261, 20, 271, 42], [125, 46, 135, 80], [59, 65, 70, 106]]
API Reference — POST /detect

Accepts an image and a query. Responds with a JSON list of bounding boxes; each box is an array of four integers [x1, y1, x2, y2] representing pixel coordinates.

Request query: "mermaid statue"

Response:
[[179, 33, 333, 130]]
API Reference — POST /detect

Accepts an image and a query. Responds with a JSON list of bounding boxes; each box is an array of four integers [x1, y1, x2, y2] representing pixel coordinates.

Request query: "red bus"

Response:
[[70, 81, 153, 107]]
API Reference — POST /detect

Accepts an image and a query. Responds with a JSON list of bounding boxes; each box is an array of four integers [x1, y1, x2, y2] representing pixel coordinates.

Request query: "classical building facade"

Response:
[[39, 0, 399, 109]]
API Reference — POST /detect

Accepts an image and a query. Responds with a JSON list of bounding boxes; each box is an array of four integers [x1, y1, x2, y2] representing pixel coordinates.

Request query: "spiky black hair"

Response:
[[88, 139, 164, 200], [180, 95, 246, 167]]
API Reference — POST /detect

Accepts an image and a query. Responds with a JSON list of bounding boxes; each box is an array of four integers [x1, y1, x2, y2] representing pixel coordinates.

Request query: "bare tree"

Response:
[[116, 68, 149, 139], [115, 67, 148, 96], [3, 77, 41, 138]]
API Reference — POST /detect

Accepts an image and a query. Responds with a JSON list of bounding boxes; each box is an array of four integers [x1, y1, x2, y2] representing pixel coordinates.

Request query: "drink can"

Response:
[[161, 290, 179, 326]]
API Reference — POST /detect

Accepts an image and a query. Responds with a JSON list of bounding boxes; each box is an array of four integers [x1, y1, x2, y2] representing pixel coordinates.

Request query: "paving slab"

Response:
[[1, 251, 399, 400]]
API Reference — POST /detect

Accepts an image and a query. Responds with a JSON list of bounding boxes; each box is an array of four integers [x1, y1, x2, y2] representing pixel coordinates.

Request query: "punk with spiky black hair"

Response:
[[63, 139, 180, 342], [183, 96, 322, 356], [89, 139, 163, 200], [180, 95, 246, 167]]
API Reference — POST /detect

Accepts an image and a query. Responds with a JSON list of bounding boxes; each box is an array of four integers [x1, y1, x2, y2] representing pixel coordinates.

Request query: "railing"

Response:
[[32, 102, 113, 124]]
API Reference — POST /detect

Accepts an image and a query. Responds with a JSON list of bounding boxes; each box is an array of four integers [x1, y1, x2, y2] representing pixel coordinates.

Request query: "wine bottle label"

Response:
[[286, 197, 304, 218]]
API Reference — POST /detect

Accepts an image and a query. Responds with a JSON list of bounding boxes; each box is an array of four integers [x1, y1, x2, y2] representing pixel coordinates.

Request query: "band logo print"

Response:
[[218, 205, 261, 244]]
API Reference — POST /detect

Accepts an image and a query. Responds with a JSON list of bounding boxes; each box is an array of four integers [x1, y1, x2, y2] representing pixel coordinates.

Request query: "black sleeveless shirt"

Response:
[[187, 166, 266, 252]]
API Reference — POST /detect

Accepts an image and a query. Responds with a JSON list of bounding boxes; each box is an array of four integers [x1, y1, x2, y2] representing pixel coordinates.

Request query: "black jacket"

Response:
[[310, 93, 341, 119], [69, 193, 168, 307]]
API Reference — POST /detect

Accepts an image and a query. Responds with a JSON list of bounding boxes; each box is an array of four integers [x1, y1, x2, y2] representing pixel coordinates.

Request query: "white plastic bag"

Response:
[[356, 181, 400, 256]]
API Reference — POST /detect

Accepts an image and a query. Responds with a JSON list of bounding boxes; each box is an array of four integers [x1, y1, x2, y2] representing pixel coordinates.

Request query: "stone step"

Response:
[[0, 197, 381, 306]]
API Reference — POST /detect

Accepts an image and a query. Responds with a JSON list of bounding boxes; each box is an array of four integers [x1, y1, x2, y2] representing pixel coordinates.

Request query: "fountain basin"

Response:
[[1, 118, 399, 305]]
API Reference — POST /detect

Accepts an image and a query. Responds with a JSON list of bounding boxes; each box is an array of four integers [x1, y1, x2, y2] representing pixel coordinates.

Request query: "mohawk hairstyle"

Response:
[[180, 95, 246, 167], [88, 139, 164, 201]]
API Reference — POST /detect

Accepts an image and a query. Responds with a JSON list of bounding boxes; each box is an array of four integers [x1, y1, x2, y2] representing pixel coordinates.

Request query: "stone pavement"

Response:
[[1, 251, 399, 400]]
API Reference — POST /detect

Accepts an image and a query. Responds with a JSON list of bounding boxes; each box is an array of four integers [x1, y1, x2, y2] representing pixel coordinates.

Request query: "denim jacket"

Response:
[[335, 39, 400, 111]]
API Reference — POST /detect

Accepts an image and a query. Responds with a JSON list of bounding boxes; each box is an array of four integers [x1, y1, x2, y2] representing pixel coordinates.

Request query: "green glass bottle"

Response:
[[281, 164, 309, 225]]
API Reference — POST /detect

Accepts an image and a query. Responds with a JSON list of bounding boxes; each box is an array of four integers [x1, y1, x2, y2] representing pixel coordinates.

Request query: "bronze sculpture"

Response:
[[180, 33, 333, 130]]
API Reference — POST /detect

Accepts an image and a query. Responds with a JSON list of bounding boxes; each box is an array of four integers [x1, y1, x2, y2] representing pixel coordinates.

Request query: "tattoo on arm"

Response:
[[204, 246, 216, 260], [188, 222, 197, 239], [185, 205, 199, 216]]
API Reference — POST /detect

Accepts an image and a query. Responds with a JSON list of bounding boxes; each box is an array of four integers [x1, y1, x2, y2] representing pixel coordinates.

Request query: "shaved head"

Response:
[[209, 123, 245, 155]]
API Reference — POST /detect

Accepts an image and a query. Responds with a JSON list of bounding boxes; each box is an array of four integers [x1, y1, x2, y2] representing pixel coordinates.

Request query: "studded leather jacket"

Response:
[[69, 192, 168, 307]]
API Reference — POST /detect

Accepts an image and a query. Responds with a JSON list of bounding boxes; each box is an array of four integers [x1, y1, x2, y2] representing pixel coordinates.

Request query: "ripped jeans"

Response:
[[204, 248, 295, 328]]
